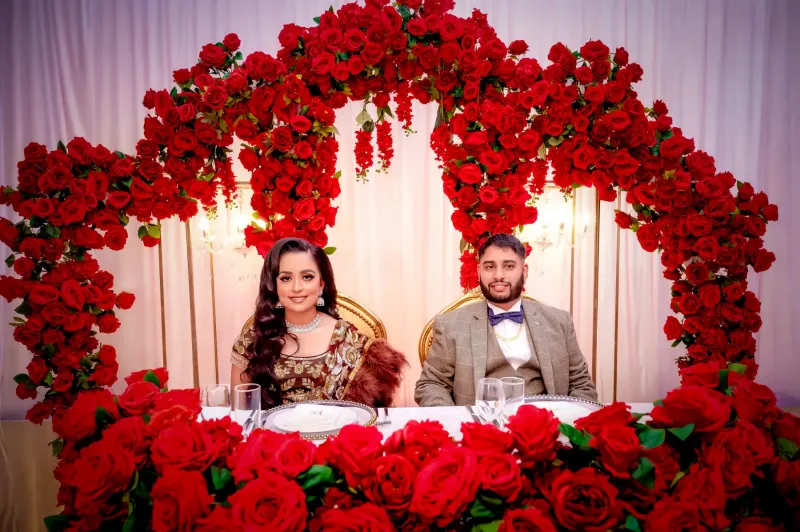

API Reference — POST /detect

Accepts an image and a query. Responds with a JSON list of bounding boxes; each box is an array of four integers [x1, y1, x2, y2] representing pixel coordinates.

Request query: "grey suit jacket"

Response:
[[415, 299, 598, 406]]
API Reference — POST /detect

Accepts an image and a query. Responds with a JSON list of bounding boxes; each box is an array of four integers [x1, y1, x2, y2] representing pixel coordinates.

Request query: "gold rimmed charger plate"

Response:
[[262, 399, 377, 441]]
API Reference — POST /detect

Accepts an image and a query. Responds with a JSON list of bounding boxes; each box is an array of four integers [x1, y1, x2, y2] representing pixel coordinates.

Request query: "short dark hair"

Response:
[[478, 233, 526, 260]]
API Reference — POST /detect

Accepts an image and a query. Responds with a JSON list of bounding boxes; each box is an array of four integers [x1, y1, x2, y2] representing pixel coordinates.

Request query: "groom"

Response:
[[415, 234, 597, 406]]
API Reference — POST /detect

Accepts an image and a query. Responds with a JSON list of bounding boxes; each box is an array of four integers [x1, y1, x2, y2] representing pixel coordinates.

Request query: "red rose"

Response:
[[574, 402, 634, 436], [16, 382, 37, 400], [53, 388, 120, 441], [592, 424, 641, 478], [762, 203, 778, 221], [232, 429, 289, 482], [678, 293, 700, 315], [701, 425, 757, 496], [500, 508, 558, 532], [550, 468, 620, 532], [293, 141, 313, 159], [118, 380, 159, 416], [293, 198, 316, 221], [116, 291, 135, 310], [506, 405, 560, 466], [733, 379, 777, 424], [318, 503, 393, 532], [26, 356, 50, 385], [60, 279, 85, 310], [774, 411, 800, 447], [199, 43, 227, 68], [125, 367, 169, 387], [28, 283, 61, 307], [382, 420, 457, 470], [635, 223, 659, 252], [362, 42, 385, 65], [151, 469, 213, 531], [698, 283, 721, 308], [774, 460, 800, 508], [151, 423, 215, 473], [13, 257, 35, 277], [680, 359, 725, 388], [410, 447, 479, 527], [645, 498, 703, 532], [97, 313, 120, 333], [663, 316, 683, 341], [458, 163, 483, 185], [650, 385, 731, 434], [271, 434, 317, 478], [734, 517, 782, 531], [204, 86, 228, 110], [460, 421, 514, 456], [319, 424, 383, 488], [228, 472, 307, 532], [104, 226, 128, 251], [69, 439, 136, 513], [479, 453, 523, 501], [153, 388, 202, 417], [223, 33, 241, 52], [102, 416, 150, 467], [270, 126, 294, 151], [290, 115, 312, 133], [685, 262, 710, 285], [673, 464, 727, 510], [363, 454, 416, 515]]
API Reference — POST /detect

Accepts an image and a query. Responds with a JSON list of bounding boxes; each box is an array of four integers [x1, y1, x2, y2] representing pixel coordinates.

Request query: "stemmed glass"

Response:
[[501, 376, 525, 425]]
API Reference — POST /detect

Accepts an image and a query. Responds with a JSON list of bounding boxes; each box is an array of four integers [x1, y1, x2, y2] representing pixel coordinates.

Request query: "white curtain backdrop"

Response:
[[2, 0, 799, 425]]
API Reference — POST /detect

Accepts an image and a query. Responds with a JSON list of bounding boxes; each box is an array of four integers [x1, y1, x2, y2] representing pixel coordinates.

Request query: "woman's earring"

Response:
[[275, 301, 284, 309], [316, 294, 325, 307]]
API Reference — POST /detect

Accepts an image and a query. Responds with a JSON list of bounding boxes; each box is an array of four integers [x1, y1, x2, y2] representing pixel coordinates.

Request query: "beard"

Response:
[[479, 275, 525, 305]]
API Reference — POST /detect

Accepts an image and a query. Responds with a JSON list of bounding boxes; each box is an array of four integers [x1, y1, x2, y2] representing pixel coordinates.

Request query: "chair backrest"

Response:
[[417, 288, 537, 365], [240, 292, 387, 340]]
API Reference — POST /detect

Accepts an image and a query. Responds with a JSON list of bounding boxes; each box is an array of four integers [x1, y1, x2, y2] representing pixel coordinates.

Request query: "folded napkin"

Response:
[[276, 403, 346, 432]]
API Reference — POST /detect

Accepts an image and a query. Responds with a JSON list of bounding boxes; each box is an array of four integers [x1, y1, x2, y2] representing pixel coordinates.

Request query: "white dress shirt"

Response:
[[487, 300, 532, 371]]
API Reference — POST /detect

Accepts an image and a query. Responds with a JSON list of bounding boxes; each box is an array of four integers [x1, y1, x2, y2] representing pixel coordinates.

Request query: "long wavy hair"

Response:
[[243, 237, 339, 408]]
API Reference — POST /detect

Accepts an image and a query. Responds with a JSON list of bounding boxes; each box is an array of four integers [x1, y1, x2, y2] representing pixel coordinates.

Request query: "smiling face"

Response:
[[275, 251, 324, 314], [478, 244, 527, 306]]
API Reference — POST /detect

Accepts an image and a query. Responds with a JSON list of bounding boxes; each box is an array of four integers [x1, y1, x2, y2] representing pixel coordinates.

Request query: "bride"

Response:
[[230, 237, 406, 409]]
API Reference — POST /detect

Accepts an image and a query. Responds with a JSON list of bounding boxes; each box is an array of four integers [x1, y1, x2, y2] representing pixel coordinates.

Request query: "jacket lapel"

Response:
[[470, 304, 489, 389], [523, 299, 556, 395]]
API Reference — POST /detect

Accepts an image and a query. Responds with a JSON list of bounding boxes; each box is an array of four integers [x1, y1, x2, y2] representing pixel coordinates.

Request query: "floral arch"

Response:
[[0, 0, 795, 530]]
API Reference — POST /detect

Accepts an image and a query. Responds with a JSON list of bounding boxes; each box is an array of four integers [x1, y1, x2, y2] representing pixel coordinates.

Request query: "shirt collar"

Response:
[[486, 299, 522, 315]]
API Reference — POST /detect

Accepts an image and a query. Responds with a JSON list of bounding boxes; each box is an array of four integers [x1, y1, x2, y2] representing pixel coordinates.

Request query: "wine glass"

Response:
[[200, 384, 231, 420], [501, 377, 525, 424], [233, 383, 261, 437], [475, 378, 506, 426]]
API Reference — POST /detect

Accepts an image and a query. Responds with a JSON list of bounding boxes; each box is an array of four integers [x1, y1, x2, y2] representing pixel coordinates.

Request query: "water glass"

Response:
[[233, 383, 261, 437], [475, 378, 506, 426], [501, 377, 525, 421], [200, 384, 231, 420]]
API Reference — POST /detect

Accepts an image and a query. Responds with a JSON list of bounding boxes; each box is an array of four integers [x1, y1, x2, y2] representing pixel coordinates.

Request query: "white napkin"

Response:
[[275, 404, 345, 432]]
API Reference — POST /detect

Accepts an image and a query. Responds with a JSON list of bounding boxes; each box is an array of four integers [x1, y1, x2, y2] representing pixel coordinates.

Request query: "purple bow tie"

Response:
[[488, 308, 524, 327]]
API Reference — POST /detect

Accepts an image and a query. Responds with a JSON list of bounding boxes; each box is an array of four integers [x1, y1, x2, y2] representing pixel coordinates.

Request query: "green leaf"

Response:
[[653, 399, 664, 407], [14, 301, 33, 316], [169, 87, 178, 99], [558, 423, 592, 451], [121, 177, 133, 188], [95, 406, 114, 429], [670, 470, 686, 488], [44, 514, 72, 532], [45, 225, 61, 238], [728, 363, 747, 376], [632, 457, 655, 489], [334, 170, 342, 179], [143, 370, 162, 388], [313, 16, 321, 25], [323, 246, 336, 255], [234, 51, 243, 61], [118, 213, 130, 225], [624, 514, 642, 532], [471, 521, 502, 532], [13, 373, 33, 385], [668, 423, 695, 441], [635, 425, 665, 449], [198, 172, 215, 182], [211, 466, 233, 491], [49, 438, 64, 457], [717, 369, 729, 392], [122, 515, 135, 532], [469, 493, 503, 519], [297, 465, 335, 491], [4, 254, 14, 268], [56, 140, 66, 152], [43, 372, 54, 387], [147, 225, 161, 238], [137, 226, 148, 239], [777, 438, 799, 461], [362, 120, 375, 133]]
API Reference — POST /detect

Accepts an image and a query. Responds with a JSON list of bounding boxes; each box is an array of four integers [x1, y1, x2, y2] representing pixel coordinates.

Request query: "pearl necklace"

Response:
[[286, 314, 322, 334]]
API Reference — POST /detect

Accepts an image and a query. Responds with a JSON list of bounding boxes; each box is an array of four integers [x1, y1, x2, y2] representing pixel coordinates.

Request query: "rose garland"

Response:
[[0, 0, 792, 528]]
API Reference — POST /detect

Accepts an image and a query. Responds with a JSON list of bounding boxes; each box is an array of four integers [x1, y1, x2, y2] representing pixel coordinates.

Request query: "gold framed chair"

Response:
[[417, 288, 536, 365], [240, 292, 387, 340]]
